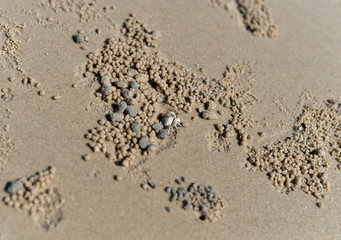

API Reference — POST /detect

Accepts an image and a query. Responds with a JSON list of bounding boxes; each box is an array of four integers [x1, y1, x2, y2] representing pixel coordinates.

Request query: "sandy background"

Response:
[[1, 0, 341, 239]]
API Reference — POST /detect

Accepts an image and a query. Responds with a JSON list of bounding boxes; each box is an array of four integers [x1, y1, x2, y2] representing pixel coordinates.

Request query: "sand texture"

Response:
[[1, 0, 341, 239]]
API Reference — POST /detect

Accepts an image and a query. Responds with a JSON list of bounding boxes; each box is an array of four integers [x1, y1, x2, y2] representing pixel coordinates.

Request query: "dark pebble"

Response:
[[152, 122, 164, 133], [131, 122, 141, 132], [73, 33, 84, 43], [125, 106, 137, 117], [109, 112, 124, 122], [5, 179, 23, 194], [129, 81, 139, 89], [157, 130, 167, 139], [138, 136, 149, 150]]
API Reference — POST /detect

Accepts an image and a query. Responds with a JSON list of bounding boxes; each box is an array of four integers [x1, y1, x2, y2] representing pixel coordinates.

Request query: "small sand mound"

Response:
[[246, 99, 341, 202], [2, 166, 64, 230], [236, 0, 278, 38], [165, 178, 227, 222]]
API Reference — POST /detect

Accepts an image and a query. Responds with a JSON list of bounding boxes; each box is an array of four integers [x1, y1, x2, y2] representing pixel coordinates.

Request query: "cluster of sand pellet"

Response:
[[2, 166, 64, 230], [83, 15, 256, 171], [246, 100, 341, 201], [165, 177, 226, 222], [236, 0, 278, 38], [39, 0, 115, 23]]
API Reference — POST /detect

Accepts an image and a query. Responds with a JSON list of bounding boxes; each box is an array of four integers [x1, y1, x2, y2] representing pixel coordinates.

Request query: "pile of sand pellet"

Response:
[[2, 166, 64, 230], [246, 100, 341, 202], [82, 15, 257, 174], [164, 177, 226, 222], [236, 0, 278, 38]]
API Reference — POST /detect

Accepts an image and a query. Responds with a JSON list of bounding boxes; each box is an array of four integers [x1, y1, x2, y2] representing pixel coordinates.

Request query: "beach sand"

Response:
[[1, 0, 341, 239]]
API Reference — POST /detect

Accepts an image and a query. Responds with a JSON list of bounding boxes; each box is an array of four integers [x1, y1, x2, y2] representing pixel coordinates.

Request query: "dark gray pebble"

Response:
[[73, 33, 84, 43], [5, 179, 23, 194], [183, 199, 192, 210], [198, 185, 205, 193], [177, 191, 183, 201], [129, 81, 139, 90], [115, 101, 127, 113], [101, 85, 112, 96], [138, 136, 149, 150], [170, 192, 178, 202], [125, 106, 137, 117], [109, 112, 124, 122], [131, 122, 141, 132], [157, 130, 167, 139], [152, 123, 164, 133]]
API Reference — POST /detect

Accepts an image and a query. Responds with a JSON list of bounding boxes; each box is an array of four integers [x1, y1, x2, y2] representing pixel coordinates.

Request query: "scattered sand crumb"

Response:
[[0, 131, 16, 171], [0, 88, 14, 102], [0, 105, 12, 118], [208, 0, 224, 8], [39, 0, 104, 23]]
